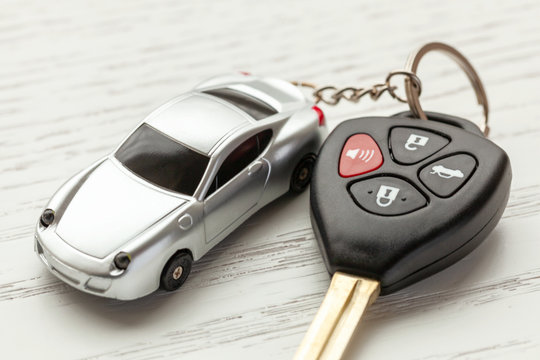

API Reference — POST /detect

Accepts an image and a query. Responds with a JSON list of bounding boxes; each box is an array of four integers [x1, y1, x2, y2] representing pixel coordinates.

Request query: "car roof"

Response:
[[145, 93, 251, 154], [195, 75, 308, 114]]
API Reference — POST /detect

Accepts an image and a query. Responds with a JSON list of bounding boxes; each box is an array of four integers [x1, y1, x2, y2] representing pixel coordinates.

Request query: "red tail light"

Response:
[[312, 105, 325, 126], [239, 71, 251, 76]]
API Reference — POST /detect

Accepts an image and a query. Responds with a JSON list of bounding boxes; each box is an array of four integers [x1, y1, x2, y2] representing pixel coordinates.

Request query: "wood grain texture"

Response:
[[1, 0, 540, 359]]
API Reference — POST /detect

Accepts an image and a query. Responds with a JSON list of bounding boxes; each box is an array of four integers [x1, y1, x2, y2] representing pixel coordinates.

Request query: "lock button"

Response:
[[349, 176, 427, 216], [390, 127, 450, 164]]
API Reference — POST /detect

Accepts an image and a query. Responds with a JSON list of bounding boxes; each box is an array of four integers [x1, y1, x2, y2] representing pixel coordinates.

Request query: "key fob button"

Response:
[[419, 153, 477, 197], [349, 176, 427, 215], [390, 127, 449, 164], [339, 134, 383, 177]]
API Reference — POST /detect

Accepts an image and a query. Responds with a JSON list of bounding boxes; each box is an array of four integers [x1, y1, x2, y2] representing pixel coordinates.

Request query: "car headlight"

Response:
[[40, 209, 55, 227], [114, 252, 131, 270]]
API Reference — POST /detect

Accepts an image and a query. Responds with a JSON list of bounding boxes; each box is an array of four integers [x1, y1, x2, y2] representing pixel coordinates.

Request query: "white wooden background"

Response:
[[1, 0, 539, 359]]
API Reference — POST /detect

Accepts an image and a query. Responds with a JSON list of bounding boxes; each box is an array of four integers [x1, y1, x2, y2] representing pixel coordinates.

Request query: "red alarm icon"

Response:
[[339, 134, 383, 177]]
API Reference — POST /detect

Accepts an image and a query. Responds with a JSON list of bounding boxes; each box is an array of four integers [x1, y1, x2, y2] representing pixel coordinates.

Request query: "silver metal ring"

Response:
[[404, 42, 490, 136], [385, 70, 422, 103]]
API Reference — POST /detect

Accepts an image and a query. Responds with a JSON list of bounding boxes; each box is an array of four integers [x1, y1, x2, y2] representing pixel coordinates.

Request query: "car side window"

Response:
[[206, 129, 273, 198]]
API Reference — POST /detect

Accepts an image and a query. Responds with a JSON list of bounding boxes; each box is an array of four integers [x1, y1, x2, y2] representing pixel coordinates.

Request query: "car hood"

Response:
[[56, 159, 187, 259]]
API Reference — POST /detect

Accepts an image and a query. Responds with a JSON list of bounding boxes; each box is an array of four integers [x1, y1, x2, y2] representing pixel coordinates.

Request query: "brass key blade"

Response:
[[294, 272, 380, 360]]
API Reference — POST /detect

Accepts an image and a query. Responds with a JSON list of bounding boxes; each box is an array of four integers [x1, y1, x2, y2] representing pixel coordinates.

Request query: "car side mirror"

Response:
[[178, 213, 193, 230]]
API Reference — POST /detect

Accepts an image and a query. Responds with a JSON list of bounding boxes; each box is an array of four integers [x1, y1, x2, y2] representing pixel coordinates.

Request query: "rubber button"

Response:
[[349, 176, 427, 216], [390, 127, 449, 164], [419, 154, 477, 197], [339, 134, 383, 177]]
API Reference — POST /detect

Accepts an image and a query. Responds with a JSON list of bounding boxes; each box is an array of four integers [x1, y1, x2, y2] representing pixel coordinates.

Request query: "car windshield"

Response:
[[115, 124, 209, 196]]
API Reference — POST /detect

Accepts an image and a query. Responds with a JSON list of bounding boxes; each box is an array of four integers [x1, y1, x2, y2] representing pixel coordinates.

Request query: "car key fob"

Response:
[[310, 111, 512, 295]]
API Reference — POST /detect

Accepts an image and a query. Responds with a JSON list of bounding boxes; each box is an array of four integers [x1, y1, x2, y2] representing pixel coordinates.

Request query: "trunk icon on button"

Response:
[[376, 185, 400, 207]]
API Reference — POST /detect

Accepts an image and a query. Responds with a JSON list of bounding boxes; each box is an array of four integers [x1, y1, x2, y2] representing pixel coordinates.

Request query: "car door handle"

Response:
[[248, 161, 263, 176]]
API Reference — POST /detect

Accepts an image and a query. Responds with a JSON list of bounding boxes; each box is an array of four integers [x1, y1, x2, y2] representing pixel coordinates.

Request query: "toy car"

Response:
[[34, 74, 326, 300]]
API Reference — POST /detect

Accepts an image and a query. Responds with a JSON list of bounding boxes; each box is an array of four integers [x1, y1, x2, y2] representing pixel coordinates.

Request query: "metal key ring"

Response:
[[385, 70, 422, 103], [403, 42, 490, 136]]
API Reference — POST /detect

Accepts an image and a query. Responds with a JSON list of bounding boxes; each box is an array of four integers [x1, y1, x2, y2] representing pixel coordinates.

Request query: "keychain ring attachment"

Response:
[[404, 42, 490, 135], [385, 70, 422, 103]]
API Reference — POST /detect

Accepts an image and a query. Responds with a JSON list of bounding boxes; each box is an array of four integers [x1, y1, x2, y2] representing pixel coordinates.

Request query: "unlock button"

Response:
[[390, 127, 450, 164], [350, 176, 427, 216]]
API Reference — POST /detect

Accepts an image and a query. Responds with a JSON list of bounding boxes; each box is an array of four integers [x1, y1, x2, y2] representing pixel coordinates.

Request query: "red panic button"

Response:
[[339, 134, 383, 177]]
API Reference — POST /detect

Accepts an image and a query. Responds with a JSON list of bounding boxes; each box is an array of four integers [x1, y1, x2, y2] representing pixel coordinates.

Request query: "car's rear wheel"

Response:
[[290, 154, 317, 193], [160, 251, 192, 291]]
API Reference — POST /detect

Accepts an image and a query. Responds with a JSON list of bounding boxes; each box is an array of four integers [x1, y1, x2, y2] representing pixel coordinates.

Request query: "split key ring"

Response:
[[403, 42, 490, 136]]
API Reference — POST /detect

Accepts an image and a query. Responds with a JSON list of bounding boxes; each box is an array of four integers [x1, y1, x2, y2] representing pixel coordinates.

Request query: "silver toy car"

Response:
[[34, 73, 326, 300]]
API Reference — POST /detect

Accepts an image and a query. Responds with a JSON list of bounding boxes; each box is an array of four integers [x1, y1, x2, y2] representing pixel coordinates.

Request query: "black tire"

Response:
[[160, 251, 192, 291], [290, 154, 316, 193]]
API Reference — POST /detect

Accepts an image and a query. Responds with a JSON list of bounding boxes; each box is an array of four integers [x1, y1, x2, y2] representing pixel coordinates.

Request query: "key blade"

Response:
[[294, 273, 380, 360]]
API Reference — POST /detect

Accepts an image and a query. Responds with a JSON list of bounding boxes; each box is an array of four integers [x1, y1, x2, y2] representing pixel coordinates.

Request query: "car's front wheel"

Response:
[[290, 154, 317, 193], [160, 251, 192, 291]]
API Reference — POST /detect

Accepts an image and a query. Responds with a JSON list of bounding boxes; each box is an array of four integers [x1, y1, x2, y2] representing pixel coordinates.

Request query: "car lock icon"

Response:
[[376, 185, 400, 207]]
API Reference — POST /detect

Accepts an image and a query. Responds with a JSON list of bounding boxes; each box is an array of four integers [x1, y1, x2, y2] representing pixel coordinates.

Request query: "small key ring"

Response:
[[385, 70, 422, 103], [403, 42, 490, 136]]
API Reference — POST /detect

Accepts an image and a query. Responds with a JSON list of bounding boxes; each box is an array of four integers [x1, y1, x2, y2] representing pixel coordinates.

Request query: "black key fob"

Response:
[[310, 111, 512, 295]]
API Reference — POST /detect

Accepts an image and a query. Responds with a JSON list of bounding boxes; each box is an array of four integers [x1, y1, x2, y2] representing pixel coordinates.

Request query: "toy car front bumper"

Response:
[[35, 235, 114, 294], [35, 230, 163, 300]]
